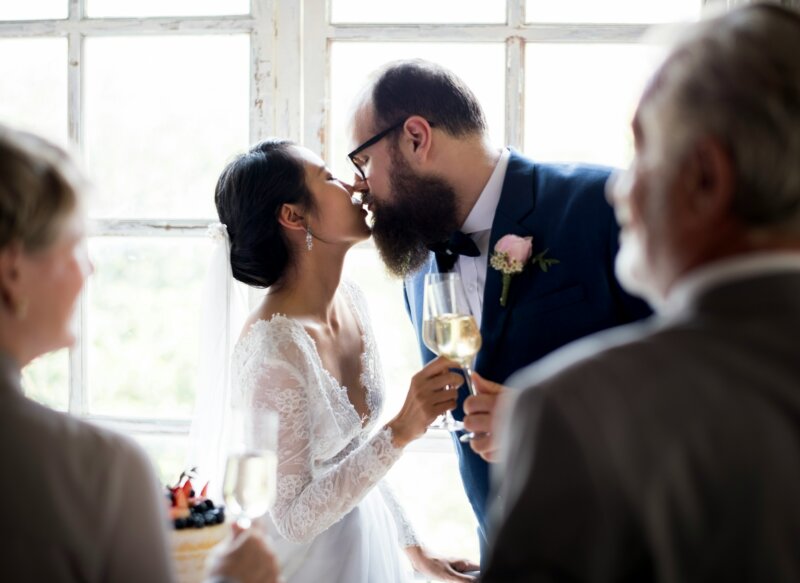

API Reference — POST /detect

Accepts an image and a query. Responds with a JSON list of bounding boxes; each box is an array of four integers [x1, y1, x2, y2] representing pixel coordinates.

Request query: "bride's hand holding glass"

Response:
[[386, 357, 464, 449]]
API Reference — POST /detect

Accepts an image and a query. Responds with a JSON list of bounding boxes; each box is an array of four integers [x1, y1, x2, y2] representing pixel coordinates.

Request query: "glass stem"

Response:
[[236, 516, 252, 529], [462, 362, 478, 396], [459, 362, 478, 442]]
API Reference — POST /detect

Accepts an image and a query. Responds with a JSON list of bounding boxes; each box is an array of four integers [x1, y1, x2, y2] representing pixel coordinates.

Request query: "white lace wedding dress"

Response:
[[232, 281, 418, 582]]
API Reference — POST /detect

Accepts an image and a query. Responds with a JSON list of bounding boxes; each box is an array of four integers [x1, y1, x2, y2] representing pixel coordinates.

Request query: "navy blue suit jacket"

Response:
[[403, 150, 652, 553]]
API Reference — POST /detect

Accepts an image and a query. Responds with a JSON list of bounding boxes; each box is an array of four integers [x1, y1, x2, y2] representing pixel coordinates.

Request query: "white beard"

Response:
[[615, 232, 666, 311]]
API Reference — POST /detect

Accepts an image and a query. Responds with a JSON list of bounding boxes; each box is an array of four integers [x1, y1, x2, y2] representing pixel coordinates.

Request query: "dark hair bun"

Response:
[[214, 139, 313, 288]]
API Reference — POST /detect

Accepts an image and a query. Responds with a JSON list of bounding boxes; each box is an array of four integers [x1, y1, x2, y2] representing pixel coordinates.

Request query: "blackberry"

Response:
[[204, 511, 219, 525], [173, 517, 188, 530]]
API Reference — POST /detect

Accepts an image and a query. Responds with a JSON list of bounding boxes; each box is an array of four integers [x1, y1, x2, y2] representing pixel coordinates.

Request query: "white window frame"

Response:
[[1, 0, 765, 450]]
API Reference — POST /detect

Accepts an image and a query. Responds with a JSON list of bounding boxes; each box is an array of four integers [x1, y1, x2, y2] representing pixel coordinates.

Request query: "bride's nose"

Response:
[[339, 180, 363, 206]]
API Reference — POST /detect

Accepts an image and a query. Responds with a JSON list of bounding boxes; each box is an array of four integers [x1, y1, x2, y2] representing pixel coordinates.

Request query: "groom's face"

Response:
[[351, 106, 459, 277], [372, 147, 459, 277]]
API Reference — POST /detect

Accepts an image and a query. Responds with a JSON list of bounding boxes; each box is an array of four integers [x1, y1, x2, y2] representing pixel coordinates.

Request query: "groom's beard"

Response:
[[371, 154, 459, 278]]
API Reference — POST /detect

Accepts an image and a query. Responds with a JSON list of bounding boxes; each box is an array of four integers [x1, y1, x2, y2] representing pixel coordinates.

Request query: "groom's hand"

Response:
[[463, 373, 506, 462]]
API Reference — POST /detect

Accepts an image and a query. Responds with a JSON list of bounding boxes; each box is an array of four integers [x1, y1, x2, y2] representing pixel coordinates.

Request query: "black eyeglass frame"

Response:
[[347, 118, 435, 180]]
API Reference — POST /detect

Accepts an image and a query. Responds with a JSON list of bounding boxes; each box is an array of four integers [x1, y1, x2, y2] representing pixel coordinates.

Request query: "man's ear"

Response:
[[682, 136, 735, 224], [402, 116, 434, 163], [0, 243, 23, 311], [277, 204, 308, 232]]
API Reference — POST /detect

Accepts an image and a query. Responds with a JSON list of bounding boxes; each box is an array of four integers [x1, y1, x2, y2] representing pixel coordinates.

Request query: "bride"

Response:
[[212, 139, 479, 582]]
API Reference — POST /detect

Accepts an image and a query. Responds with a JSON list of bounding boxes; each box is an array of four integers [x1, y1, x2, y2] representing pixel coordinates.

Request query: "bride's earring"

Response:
[[306, 226, 313, 251]]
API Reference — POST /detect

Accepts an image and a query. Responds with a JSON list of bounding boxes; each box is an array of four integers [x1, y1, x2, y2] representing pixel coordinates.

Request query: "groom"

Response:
[[348, 59, 651, 556]]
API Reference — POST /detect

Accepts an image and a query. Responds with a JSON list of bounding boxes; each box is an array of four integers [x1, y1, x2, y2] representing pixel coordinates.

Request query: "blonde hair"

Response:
[[643, 4, 800, 232], [0, 126, 87, 252]]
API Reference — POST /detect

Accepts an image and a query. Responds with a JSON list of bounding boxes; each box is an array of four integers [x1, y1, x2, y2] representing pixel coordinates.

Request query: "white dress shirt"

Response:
[[455, 148, 511, 330]]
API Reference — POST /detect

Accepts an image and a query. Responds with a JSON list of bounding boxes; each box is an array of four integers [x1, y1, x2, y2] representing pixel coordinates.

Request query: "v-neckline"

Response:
[[284, 285, 372, 428]]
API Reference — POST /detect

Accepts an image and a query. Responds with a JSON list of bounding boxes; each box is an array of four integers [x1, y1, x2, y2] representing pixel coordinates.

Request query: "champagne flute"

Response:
[[422, 275, 462, 432], [424, 272, 482, 441], [223, 408, 279, 529]]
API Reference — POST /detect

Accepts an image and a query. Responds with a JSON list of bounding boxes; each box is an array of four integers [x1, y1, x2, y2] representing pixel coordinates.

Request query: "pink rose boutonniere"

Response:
[[490, 234, 559, 306]]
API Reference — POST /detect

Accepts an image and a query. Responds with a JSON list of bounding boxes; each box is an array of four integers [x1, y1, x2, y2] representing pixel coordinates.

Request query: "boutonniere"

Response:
[[490, 235, 559, 307]]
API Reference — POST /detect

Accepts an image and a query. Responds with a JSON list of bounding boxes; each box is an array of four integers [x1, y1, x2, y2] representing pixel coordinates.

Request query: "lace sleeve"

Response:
[[246, 358, 404, 543], [378, 480, 421, 547]]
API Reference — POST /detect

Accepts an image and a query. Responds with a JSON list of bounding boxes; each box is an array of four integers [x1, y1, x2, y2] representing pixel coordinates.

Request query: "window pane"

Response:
[[329, 42, 505, 180], [134, 433, 190, 486], [331, 0, 505, 24], [525, 43, 663, 168], [343, 245, 420, 425], [387, 450, 480, 563], [87, 0, 248, 18], [87, 237, 209, 418], [21, 349, 69, 412], [0, 1, 67, 21], [526, 0, 701, 24], [0, 38, 67, 146], [84, 36, 249, 219]]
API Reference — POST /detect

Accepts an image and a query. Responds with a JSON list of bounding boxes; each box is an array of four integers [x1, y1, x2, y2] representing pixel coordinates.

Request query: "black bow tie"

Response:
[[428, 231, 480, 272]]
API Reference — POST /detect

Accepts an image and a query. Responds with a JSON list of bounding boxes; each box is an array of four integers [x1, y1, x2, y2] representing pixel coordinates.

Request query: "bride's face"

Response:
[[291, 146, 371, 245]]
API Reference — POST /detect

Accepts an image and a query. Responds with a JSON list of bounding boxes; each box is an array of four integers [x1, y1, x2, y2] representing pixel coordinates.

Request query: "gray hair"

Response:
[[644, 4, 800, 232], [0, 126, 87, 252]]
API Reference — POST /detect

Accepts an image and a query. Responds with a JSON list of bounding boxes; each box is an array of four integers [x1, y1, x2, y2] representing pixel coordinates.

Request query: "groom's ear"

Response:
[[277, 204, 307, 232], [402, 116, 433, 163]]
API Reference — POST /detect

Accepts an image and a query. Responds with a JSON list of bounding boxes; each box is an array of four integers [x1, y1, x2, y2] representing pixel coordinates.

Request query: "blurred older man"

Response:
[[468, 4, 800, 582]]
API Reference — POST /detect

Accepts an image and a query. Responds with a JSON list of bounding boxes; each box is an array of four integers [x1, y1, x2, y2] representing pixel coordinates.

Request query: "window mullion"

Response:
[[505, 37, 525, 150], [303, 0, 328, 157], [508, 0, 524, 26], [275, 0, 303, 141], [67, 0, 88, 417], [250, 0, 275, 142]]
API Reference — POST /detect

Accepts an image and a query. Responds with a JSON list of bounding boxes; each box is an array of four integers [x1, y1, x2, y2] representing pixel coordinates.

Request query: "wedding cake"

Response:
[[167, 473, 227, 583]]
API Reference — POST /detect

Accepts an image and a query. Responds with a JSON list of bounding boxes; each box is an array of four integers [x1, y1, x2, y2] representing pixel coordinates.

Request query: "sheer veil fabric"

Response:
[[187, 223, 250, 496]]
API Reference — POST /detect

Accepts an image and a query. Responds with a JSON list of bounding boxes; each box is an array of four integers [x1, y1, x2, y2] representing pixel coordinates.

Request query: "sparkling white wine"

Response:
[[422, 319, 440, 354], [223, 450, 277, 521], [433, 314, 482, 363]]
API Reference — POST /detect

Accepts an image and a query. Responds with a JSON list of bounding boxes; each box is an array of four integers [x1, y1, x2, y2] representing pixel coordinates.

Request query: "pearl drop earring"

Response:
[[306, 226, 313, 251]]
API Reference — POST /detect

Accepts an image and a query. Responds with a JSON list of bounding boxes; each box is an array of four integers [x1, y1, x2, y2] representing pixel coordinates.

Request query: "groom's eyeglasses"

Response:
[[347, 118, 436, 181]]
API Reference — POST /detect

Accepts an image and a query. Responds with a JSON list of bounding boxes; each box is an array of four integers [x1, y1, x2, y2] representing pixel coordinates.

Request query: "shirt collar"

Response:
[[664, 251, 800, 315], [461, 148, 510, 235]]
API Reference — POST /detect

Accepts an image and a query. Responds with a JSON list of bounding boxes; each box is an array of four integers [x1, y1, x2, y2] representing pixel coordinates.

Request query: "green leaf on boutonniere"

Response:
[[532, 248, 559, 273]]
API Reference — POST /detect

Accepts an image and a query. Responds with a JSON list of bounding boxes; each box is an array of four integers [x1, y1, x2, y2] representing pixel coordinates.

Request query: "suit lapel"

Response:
[[476, 150, 537, 372]]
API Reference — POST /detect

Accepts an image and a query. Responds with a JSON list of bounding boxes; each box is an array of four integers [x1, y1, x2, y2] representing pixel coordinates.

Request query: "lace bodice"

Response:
[[233, 281, 419, 547]]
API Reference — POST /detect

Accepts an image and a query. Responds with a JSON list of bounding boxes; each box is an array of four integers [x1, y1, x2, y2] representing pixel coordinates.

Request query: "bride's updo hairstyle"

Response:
[[214, 139, 315, 288]]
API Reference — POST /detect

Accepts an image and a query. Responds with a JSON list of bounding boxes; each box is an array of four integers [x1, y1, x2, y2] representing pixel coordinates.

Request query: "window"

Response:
[[3, 0, 708, 570]]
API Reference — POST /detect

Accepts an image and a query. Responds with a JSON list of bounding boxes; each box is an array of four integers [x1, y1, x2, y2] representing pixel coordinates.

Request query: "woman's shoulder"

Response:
[[237, 313, 307, 357], [9, 395, 151, 488]]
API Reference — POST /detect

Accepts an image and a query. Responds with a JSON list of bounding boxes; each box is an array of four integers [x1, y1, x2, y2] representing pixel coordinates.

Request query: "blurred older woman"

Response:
[[0, 126, 279, 583]]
